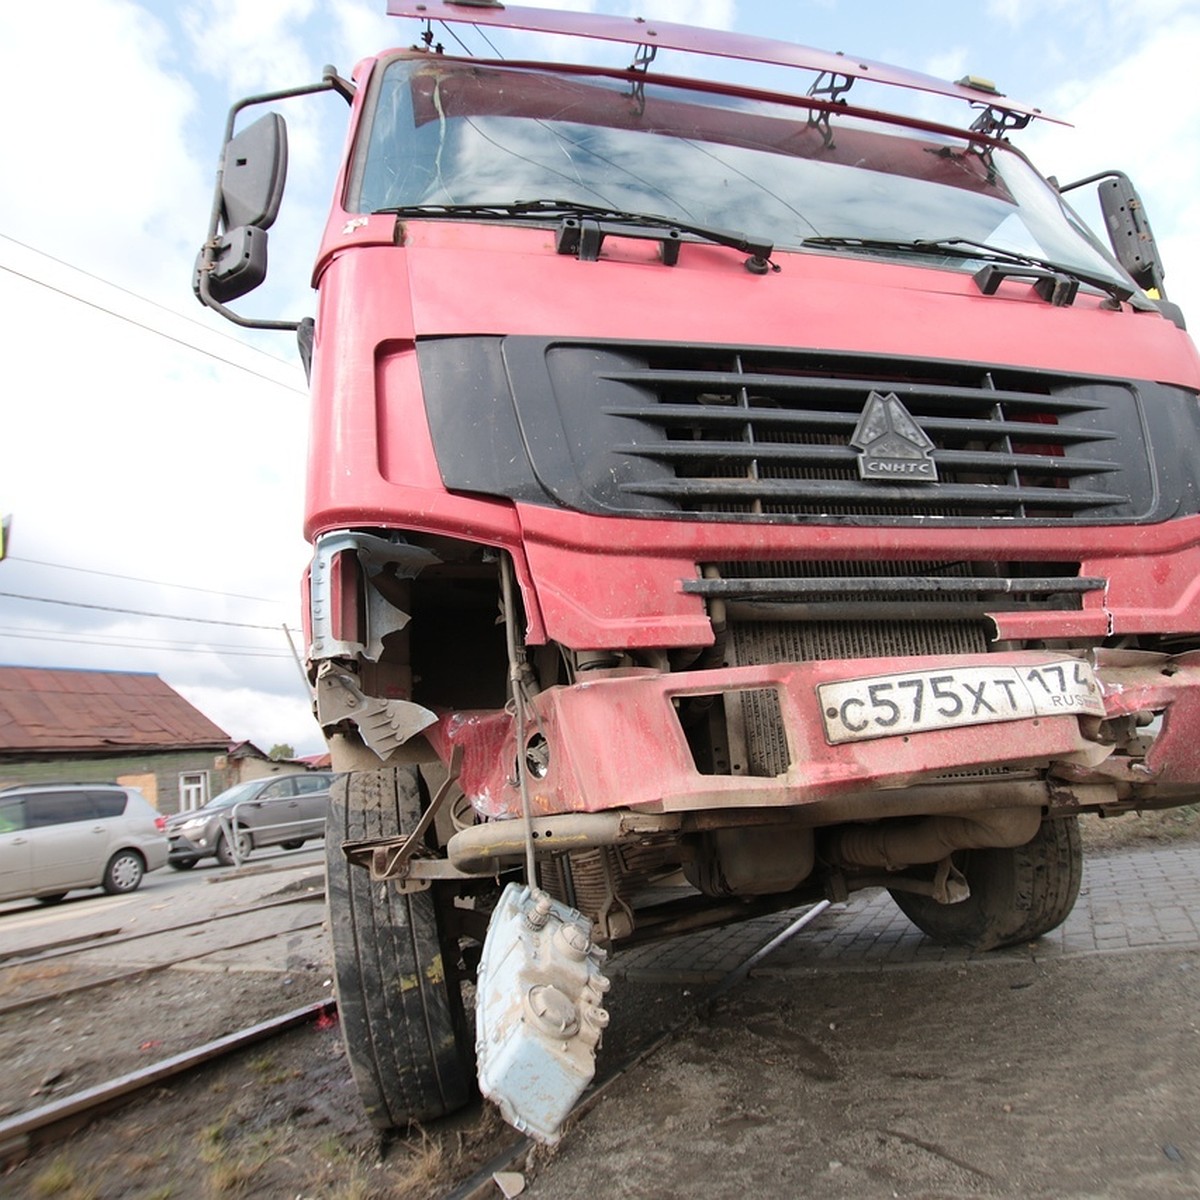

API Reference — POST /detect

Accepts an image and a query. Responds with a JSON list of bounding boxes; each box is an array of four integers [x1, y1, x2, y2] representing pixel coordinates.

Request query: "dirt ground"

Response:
[[524, 951, 1200, 1199], [2, 809, 1198, 1199]]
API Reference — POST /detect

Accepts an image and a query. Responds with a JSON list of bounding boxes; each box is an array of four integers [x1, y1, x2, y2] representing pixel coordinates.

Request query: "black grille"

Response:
[[601, 348, 1134, 519], [420, 337, 1195, 526]]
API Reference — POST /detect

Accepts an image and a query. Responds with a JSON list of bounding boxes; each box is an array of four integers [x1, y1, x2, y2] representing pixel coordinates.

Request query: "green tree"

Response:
[[268, 743, 295, 761]]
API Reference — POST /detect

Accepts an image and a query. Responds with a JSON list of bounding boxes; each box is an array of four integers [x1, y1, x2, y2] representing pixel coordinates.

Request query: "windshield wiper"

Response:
[[375, 200, 776, 274], [801, 235, 1144, 308]]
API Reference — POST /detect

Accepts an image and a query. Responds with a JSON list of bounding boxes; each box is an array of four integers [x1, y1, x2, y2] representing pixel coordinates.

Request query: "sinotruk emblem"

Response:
[[850, 391, 938, 482]]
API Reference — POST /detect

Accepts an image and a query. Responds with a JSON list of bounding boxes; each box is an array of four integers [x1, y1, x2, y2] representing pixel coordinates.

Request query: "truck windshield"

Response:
[[353, 58, 1127, 288]]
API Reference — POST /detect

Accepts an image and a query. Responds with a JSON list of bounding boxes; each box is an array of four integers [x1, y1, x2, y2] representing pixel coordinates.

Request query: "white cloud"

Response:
[[0, 1, 315, 754], [988, 0, 1199, 31], [1020, 13, 1200, 316], [180, 0, 317, 96], [647, 1, 737, 29], [0, 0, 204, 296], [173, 682, 322, 754], [923, 47, 970, 85]]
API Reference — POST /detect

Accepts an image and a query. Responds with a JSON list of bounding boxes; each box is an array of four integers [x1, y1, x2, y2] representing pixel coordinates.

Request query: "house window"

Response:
[[179, 772, 209, 812]]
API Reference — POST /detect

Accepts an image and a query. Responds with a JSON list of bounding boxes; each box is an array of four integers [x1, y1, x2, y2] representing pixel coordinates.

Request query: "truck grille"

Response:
[[600, 346, 1135, 519], [421, 336, 1190, 526]]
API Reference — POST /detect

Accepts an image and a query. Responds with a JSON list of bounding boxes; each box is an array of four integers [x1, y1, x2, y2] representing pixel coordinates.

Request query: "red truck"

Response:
[[197, 2, 1200, 1141]]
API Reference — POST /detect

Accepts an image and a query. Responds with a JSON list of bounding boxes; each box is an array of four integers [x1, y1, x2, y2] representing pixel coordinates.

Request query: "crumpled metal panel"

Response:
[[475, 883, 610, 1144]]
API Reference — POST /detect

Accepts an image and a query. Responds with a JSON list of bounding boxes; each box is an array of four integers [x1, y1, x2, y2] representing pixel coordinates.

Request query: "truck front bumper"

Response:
[[429, 649, 1200, 820]]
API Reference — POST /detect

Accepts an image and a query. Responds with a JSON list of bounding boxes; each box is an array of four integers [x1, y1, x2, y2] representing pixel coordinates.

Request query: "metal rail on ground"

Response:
[[0, 888, 325, 969], [0, 1000, 337, 1166], [0, 915, 327, 1016]]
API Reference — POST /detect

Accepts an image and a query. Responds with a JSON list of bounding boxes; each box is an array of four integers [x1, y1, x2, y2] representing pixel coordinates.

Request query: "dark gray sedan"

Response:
[[166, 773, 334, 868]]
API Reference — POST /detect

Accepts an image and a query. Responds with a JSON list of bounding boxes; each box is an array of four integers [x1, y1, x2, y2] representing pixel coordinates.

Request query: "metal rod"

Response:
[[282, 622, 315, 699], [500, 554, 538, 886]]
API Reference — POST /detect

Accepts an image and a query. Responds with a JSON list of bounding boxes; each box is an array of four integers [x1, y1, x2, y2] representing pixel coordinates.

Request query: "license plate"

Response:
[[818, 660, 1105, 745]]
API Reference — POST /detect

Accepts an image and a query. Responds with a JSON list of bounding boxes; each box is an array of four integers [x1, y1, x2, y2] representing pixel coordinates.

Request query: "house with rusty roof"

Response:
[[0, 666, 281, 814]]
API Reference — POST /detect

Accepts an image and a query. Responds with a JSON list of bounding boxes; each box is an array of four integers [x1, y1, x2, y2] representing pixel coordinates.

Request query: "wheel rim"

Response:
[[111, 854, 141, 890]]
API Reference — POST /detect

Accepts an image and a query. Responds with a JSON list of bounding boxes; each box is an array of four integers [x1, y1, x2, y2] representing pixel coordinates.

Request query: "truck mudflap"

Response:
[[475, 883, 611, 1144], [429, 650, 1200, 819]]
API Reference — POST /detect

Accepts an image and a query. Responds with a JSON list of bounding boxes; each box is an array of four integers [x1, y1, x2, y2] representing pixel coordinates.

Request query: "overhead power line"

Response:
[[0, 254, 307, 396], [0, 591, 284, 631], [0, 231, 299, 371], [0, 628, 292, 660], [5, 555, 287, 606]]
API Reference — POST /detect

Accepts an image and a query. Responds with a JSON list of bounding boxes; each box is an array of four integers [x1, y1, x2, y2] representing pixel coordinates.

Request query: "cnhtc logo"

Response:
[[849, 391, 939, 482]]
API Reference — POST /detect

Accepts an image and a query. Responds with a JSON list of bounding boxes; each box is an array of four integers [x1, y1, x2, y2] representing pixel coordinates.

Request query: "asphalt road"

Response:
[[0, 842, 328, 963]]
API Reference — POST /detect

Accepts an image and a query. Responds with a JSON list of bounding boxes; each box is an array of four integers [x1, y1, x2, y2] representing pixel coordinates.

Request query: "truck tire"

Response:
[[889, 815, 1082, 951], [326, 766, 473, 1129]]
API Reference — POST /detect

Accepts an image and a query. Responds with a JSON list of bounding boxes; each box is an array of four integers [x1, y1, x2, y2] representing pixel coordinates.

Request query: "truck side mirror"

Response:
[[1057, 169, 1168, 301], [195, 69, 350, 330], [221, 112, 288, 231], [193, 113, 287, 305], [1097, 173, 1164, 295]]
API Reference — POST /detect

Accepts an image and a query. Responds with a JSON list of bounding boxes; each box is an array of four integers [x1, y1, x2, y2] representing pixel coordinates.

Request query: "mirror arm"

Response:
[[1055, 169, 1124, 194], [322, 64, 356, 104], [198, 74, 347, 331], [196, 261, 300, 331]]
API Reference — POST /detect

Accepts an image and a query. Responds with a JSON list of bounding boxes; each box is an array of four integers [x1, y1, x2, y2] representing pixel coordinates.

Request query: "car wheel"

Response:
[[103, 850, 145, 895], [215, 826, 252, 867], [889, 815, 1082, 951], [279, 839, 304, 851], [169, 858, 198, 871], [36, 893, 69, 905], [326, 766, 474, 1128]]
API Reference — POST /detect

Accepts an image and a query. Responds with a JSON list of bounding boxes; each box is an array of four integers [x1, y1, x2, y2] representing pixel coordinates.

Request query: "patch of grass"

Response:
[[30, 1158, 98, 1199], [316, 1133, 352, 1164], [383, 1126, 456, 1198], [207, 1158, 262, 1196], [31, 1160, 77, 1197], [199, 1118, 230, 1160], [323, 1175, 380, 1200], [246, 1051, 301, 1085]]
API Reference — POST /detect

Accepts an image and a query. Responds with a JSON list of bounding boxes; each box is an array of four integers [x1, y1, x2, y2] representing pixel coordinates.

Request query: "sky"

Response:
[[2, 0, 1199, 758]]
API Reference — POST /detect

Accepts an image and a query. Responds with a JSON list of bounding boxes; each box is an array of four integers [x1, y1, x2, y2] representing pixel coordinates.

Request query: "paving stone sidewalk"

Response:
[[611, 844, 1200, 983]]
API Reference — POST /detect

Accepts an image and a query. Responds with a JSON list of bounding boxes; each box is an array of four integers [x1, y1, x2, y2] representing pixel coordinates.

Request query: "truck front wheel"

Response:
[[888, 815, 1083, 951], [326, 766, 474, 1128]]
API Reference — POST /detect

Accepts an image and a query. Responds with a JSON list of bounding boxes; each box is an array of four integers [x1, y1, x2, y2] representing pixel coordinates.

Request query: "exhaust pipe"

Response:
[[825, 807, 1042, 872]]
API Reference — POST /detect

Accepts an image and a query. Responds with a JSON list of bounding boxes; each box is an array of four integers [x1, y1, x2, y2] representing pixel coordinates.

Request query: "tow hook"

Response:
[[475, 883, 611, 1143]]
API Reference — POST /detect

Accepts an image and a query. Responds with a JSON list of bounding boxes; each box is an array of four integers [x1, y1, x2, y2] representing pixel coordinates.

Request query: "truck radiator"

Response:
[[723, 616, 990, 779]]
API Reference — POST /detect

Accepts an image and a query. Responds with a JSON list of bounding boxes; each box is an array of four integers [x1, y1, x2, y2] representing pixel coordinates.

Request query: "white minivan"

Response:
[[0, 783, 169, 904]]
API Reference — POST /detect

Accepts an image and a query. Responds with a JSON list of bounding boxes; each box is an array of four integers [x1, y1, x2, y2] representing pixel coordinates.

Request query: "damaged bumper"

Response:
[[430, 649, 1200, 820]]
